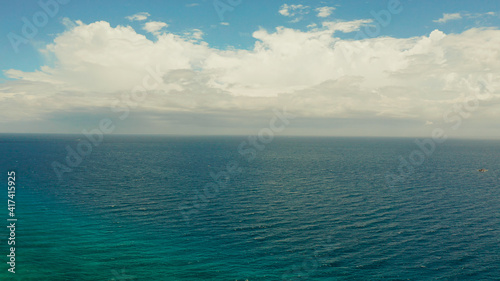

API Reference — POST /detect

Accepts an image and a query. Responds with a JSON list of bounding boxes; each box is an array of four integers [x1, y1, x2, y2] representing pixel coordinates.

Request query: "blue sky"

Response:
[[1, 0, 500, 137]]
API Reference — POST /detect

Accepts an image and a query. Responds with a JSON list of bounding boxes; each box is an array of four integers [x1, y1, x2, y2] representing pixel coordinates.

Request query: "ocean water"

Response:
[[0, 134, 499, 280]]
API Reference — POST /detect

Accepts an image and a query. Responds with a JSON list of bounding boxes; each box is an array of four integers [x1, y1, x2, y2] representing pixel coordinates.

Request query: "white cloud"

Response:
[[289, 17, 303, 23], [434, 12, 498, 24], [322, 19, 373, 33], [220, 22, 230, 26], [1, 19, 500, 136], [61, 17, 77, 28], [186, 3, 199, 7], [307, 23, 317, 29], [143, 21, 168, 34], [126, 12, 150, 21], [465, 11, 497, 18], [316, 6, 335, 18], [279, 4, 309, 17], [434, 13, 462, 23], [184, 29, 203, 40]]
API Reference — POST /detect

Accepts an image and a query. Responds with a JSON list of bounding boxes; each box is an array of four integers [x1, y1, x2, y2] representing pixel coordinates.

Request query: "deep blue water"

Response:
[[0, 134, 499, 280]]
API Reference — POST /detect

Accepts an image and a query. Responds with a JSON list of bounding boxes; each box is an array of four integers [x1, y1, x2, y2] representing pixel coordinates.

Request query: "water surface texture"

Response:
[[1, 135, 499, 280]]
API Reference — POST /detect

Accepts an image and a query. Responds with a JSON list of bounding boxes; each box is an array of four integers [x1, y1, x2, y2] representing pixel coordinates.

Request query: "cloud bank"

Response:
[[1, 19, 500, 136]]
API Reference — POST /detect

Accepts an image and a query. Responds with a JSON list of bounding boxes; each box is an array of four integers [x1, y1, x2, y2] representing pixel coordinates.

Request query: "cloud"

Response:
[[465, 11, 497, 18], [126, 12, 150, 21], [434, 12, 497, 23], [1, 19, 500, 136], [143, 21, 168, 34], [279, 4, 309, 17], [184, 29, 203, 40], [322, 19, 373, 33], [220, 22, 230, 26], [61, 17, 77, 28], [307, 23, 317, 29], [186, 3, 199, 7], [289, 17, 303, 23], [316, 6, 335, 18], [434, 13, 462, 23]]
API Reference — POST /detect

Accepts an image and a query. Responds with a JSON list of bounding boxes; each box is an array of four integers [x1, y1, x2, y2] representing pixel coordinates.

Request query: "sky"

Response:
[[1, 0, 500, 138]]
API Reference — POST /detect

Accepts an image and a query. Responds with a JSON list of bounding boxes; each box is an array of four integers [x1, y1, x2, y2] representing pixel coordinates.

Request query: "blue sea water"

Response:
[[0, 134, 499, 280]]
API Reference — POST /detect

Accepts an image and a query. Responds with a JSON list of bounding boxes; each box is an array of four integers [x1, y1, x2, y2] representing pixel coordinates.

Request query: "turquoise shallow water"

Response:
[[1, 135, 499, 280]]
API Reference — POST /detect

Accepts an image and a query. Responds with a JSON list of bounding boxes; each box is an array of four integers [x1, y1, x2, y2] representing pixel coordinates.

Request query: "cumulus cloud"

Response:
[[316, 6, 335, 18], [126, 12, 150, 21], [143, 21, 168, 34], [1, 19, 500, 136]]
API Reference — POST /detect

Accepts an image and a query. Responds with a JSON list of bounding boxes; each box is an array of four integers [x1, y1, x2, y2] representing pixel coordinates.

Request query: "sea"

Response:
[[0, 134, 499, 280]]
